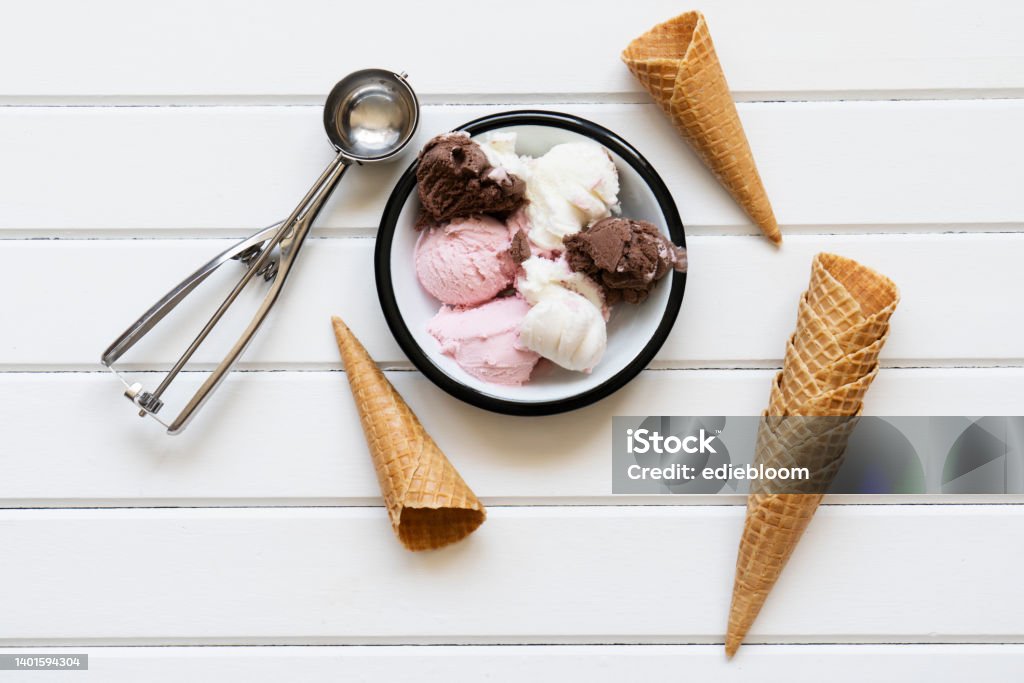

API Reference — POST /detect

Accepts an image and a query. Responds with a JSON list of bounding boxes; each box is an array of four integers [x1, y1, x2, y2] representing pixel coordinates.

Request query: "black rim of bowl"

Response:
[[375, 110, 687, 416]]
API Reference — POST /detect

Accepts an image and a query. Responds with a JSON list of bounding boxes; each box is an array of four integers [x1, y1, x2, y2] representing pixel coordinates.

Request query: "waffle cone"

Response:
[[816, 337, 885, 387], [726, 254, 898, 658], [833, 304, 897, 355], [331, 317, 485, 551], [755, 412, 862, 495], [779, 338, 819, 408], [806, 264, 865, 328], [799, 369, 879, 416], [767, 371, 787, 417], [793, 297, 848, 369], [815, 253, 900, 319], [622, 11, 781, 244]]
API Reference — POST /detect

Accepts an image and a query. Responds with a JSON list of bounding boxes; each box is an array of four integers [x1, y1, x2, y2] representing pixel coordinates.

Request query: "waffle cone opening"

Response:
[[398, 507, 487, 552]]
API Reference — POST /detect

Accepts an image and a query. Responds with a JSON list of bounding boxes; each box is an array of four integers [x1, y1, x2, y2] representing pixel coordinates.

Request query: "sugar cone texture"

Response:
[[331, 317, 485, 551], [622, 11, 781, 244], [725, 254, 898, 658]]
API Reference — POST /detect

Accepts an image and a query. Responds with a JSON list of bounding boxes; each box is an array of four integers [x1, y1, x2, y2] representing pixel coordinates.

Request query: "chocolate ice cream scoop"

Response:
[[564, 217, 687, 304], [416, 132, 526, 224]]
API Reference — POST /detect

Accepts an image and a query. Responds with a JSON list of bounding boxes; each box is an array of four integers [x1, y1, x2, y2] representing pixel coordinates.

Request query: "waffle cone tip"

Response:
[[725, 586, 757, 659]]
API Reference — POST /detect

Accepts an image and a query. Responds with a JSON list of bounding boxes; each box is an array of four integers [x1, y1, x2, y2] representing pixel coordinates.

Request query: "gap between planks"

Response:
[[0, 90, 1023, 107], [3, 224, 1024, 240], [0, 498, 1022, 510], [4, 360, 1023, 372]]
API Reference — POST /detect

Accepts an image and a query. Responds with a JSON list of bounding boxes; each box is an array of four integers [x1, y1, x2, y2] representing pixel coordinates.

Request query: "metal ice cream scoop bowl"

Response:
[[102, 69, 420, 434]]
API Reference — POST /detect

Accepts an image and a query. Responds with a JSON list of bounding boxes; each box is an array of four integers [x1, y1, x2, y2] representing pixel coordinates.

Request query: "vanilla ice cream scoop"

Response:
[[517, 255, 605, 314], [516, 255, 608, 371], [525, 141, 620, 251], [519, 288, 607, 372]]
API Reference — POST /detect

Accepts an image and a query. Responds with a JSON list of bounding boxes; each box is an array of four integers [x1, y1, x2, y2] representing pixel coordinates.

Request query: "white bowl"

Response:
[[376, 111, 686, 415]]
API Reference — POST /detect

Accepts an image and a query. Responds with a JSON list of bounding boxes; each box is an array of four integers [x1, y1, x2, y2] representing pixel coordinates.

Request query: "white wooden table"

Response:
[[1, 1, 1023, 679]]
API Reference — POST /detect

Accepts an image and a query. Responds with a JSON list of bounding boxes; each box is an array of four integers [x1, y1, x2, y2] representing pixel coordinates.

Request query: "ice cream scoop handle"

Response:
[[163, 153, 349, 433], [100, 221, 284, 369]]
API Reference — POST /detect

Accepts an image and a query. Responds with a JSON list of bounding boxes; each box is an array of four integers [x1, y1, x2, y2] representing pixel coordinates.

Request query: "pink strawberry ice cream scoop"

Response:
[[415, 215, 517, 306], [427, 296, 540, 386]]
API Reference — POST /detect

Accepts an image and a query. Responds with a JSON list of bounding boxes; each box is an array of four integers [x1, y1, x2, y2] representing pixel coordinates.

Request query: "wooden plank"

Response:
[[1, 101, 1022, 234], [3, 645, 1022, 682], [0, 506, 1020, 644], [1, 234, 1021, 368], [0, 1, 1021, 100], [0, 368, 1021, 506]]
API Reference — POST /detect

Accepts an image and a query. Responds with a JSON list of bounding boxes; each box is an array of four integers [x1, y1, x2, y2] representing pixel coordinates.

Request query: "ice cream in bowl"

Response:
[[377, 111, 687, 415]]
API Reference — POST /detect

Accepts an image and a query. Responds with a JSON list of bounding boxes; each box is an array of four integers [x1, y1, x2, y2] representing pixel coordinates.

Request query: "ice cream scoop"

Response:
[[516, 255, 607, 371], [415, 216, 516, 306], [428, 296, 540, 386], [564, 217, 687, 304], [517, 255, 605, 314], [519, 288, 607, 372], [416, 132, 526, 224], [102, 69, 420, 434], [524, 141, 620, 251]]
